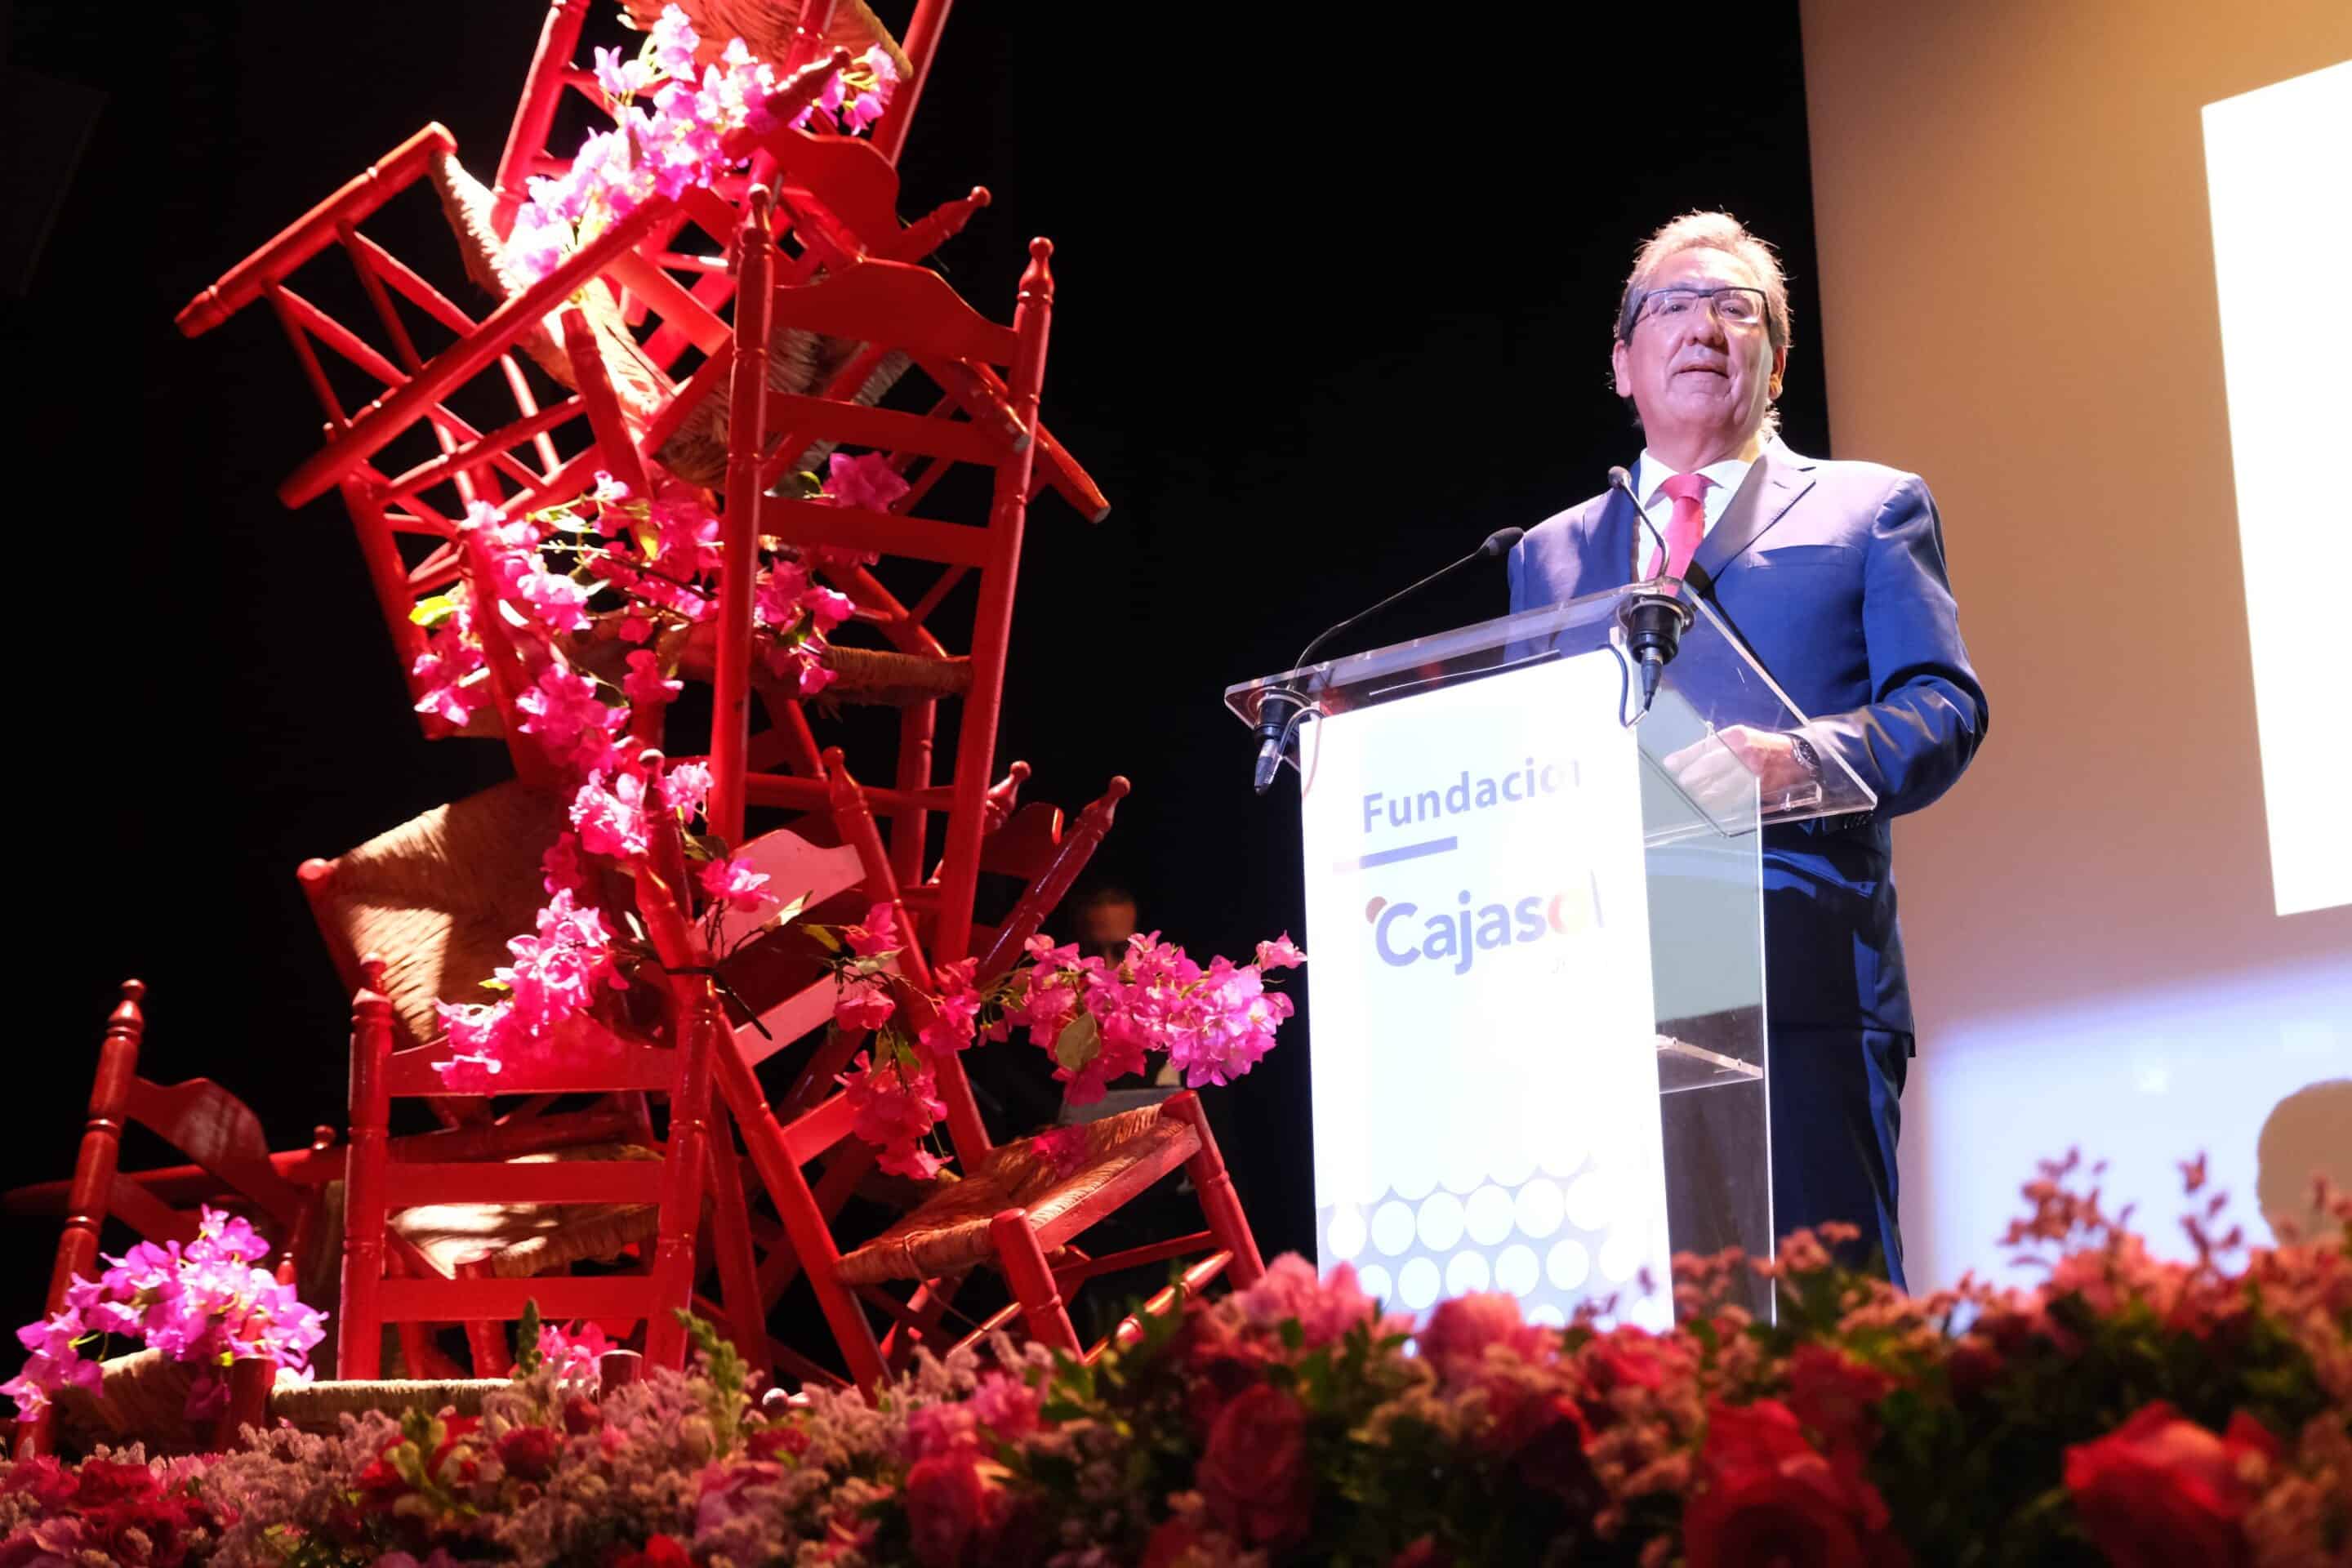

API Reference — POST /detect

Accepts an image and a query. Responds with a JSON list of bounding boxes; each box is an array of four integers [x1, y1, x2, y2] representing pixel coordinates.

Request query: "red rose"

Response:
[[1505, 1392, 1601, 1504], [2062, 1402, 2280, 1568], [2, 1455, 78, 1512], [904, 1453, 989, 1567], [1575, 1327, 1668, 1414], [1388, 1534, 1452, 1566], [1197, 1383, 1315, 1548], [749, 1421, 812, 1461], [497, 1423, 560, 1482], [69, 1458, 161, 1508], [611, 1536, 693, 1568], [1140, 1518, 1211, 1568], [562, 1393, 603, 1434], [1418, 1293, 1549, 1383], [1785, 1345, 1895, 1458], [1683, 1399, 1906, 1568]]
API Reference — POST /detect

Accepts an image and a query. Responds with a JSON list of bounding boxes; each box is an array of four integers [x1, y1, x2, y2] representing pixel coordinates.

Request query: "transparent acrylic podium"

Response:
[[1226, 582, 1876, 1328]]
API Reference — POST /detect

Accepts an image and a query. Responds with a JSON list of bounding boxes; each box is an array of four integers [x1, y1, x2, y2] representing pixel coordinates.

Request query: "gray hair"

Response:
[[1612, 211, 1793, 432], [1614, 211, 1793, 351]]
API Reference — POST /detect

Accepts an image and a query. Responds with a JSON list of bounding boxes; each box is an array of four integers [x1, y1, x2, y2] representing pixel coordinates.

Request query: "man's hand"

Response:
[[1661, 725, 1819, 815]]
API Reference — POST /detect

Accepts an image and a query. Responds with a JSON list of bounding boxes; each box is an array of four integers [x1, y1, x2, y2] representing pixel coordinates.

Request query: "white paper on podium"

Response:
[[1296, 651, 1673, 1330]]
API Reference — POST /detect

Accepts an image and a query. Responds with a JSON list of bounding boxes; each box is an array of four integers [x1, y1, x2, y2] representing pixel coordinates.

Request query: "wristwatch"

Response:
[[1787, 733, 1821, 778]]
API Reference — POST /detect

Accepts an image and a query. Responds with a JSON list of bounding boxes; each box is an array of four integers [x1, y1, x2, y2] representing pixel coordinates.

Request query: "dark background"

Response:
[[3, 2, 1829, 1337]]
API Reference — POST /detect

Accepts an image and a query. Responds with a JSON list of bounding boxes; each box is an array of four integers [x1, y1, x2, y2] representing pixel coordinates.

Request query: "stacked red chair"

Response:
[[159, 0, 1258, 1396]]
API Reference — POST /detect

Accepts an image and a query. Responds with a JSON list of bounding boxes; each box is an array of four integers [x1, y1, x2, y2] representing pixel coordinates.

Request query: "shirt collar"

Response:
[[1634, 447, 1758, 510]]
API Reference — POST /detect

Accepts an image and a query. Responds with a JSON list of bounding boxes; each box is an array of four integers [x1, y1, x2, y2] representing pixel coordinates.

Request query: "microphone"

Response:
[[1609, 465, 1716, 600], [1250, 525, 1526, 794], [1605, 466, 1696, 715]]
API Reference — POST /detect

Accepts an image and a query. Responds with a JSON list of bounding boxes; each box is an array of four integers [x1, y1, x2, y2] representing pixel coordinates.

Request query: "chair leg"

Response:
[[458, 1256, 512, 1377], [1163, 1092, 1265, 1287], [990, 1209, 1082, 1358], [702, 1132, 773, 1381], [710, 1037, 889, 1390]]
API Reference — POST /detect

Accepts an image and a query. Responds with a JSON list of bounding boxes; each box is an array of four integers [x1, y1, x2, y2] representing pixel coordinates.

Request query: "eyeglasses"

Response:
[[1634, 285, 1768, 330]]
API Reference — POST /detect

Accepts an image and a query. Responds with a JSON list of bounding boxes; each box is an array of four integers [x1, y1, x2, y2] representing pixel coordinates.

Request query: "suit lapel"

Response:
[[1591, 486, 1639, 590], [1691, 445, 1816, 590]]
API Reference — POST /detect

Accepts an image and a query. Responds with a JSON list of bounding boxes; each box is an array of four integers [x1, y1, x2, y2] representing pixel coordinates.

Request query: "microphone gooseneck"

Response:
[[1606, 466, 1695, 715], [1250, 526, 1526, 794]]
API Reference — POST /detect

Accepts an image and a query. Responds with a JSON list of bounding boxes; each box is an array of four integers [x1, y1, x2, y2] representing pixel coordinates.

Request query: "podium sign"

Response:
[[1298, 652, 1675, 1327], [1229, 584, 1877, 1328]]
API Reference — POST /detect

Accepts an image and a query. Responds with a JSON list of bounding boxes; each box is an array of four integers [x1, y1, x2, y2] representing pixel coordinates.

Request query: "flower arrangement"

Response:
[[407, 457, 891, 1093], [815, 913, 1308, 1178], [406, 460, 1303, 1173], [508, 5, 899, 284], [2, 1209, 326, 1427], [4, 1157, 2341, 1566]]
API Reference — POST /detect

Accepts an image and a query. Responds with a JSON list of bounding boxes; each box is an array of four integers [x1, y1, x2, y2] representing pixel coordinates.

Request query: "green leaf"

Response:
[[1054, 1012, 1102, 1074], [806, 924, 843, 953], [514, 1300, 545, 1376], [478, 977, 513, 993], [408, 595, 461, 628], [683, 832, 728, 864]]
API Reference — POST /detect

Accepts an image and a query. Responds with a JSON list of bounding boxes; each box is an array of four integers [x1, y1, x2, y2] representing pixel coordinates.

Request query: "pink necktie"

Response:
[[1646, 471, 1712, 581]]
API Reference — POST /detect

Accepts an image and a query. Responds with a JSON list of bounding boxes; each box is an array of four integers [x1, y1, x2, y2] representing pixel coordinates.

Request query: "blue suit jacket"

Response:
[[1507, 443, 1989, 1035]]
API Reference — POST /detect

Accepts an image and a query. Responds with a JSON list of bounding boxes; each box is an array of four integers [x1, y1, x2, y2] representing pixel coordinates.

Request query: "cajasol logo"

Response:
[[1365, 876, 1604, 975]]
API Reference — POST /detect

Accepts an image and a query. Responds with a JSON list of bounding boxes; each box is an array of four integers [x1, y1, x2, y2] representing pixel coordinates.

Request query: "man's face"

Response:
[[1610, 247, 1788, 462], [1074, 898, 1138, 960]]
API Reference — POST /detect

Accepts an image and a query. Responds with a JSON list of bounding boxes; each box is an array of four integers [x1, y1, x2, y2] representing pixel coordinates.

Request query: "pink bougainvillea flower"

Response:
[[536, 1318, 615, 1382], [518, 664, 625, 772], [838, 1052, 947, 1179], [834, 981, 896, 1034], [822, 450, 912, 513], [845, 902, 901, 958], [648, 6, 701, 80], [622, 649, 684, 710], [1254, 933, 1307, 970], [701, 854, 780, 917], [572, 769, 653, 860], [541, 832, 587, 897], [661, 759, 713, 822], [592, 43, 654, 103]]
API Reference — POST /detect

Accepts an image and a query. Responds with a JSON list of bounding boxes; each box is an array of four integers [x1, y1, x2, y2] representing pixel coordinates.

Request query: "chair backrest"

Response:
[[16, 983, 315, 1455], [814, 753, 1129, 1166], [338, 784, 727, 1376], [298, 780, 572, 1052], [705, 198, 1059, 948]]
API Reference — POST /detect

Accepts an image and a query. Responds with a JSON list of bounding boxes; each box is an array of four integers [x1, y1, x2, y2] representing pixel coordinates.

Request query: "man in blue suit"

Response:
[[1508, 212, 1988, 1288]]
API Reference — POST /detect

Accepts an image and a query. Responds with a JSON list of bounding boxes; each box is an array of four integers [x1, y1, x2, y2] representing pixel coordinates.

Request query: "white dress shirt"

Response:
[[1630, 448, 1755, 577]]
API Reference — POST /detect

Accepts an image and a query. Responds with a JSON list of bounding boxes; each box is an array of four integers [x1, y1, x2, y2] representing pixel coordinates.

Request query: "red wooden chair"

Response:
[[704, 190, 1087, 973], [688, 750, 1131, 1381], [657, 749, 1260, 1390], [168, 52, 850, 771], [10, 982, 323, 1456], [490, 0, 945, 254], [336, 779, 734, 1379], [299, 774, 822, 1378]]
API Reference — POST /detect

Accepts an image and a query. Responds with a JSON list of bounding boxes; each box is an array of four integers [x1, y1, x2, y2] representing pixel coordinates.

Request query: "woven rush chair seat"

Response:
[[265, 1378, 507, 1434], [835, 1104, 1199, 1285], [301, 780, 569, 1050], [674, 624, 970, 708], [429, 149, 908, 492], [816, 645, 971, 705], [53, 1355, 514, 1452], [390, 1143, 663, 1281]]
